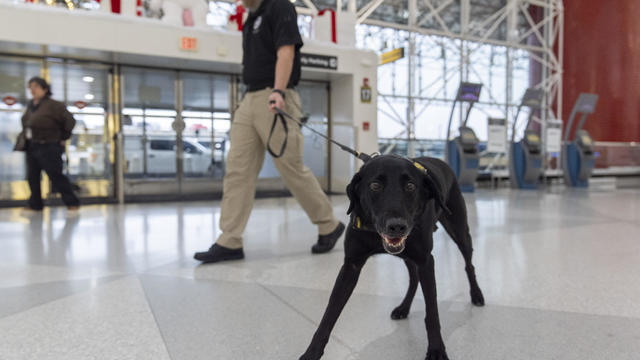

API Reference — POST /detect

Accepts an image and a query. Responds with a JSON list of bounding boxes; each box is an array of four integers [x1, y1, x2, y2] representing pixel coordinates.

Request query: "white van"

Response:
[[125, 136, 214, 175]]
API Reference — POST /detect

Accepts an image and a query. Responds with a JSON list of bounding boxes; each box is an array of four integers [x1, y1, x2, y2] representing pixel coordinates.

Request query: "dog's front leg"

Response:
[[299, 261, 364, 360], [418, 255, 449, 360]]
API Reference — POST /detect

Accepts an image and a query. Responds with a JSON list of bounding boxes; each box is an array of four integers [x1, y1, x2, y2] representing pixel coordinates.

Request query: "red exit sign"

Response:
[[180, 37, 198, 51]]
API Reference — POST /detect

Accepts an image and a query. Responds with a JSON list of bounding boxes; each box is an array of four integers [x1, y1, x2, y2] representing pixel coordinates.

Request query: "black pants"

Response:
[[26, 142, 80, 210]]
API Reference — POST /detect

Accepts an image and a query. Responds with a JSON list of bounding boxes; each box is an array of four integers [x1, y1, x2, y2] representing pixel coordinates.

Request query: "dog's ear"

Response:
[[346, 172, 362, 215], [423, 171, 451, 215]]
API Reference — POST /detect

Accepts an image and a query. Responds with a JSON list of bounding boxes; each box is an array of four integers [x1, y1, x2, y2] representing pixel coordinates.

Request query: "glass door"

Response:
[[181, 72, 231, 179], [0, 57, 41, 202], [48, 60, 114, 199], [0, 57, 114, 204], [122, 67, 178, 180]]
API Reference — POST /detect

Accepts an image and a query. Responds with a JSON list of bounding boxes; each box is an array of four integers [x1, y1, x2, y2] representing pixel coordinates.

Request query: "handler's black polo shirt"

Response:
[[242, 0, 303, 90]]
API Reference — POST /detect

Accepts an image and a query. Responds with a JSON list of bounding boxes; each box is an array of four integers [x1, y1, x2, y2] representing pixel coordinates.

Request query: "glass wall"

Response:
[[357, 24, 531, 145], [1, 57, 332, 203]]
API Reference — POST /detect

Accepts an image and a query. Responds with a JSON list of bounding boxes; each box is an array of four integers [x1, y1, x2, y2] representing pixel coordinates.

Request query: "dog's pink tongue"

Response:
[[388, 237, 402, 245]]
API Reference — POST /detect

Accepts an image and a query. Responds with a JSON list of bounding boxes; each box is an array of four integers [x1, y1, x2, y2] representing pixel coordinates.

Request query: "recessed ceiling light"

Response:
[[82, 76, 95, 83], [84, 94, 95, 100]]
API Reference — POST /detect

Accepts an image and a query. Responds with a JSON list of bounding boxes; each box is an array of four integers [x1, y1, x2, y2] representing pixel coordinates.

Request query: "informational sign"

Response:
[[362, 121, 370, 131], [180, 37, 198, 52], [487, 118, 507, 153], [360, 78, 372, 104], [457, 82, 482, 102], [575, 93, 598, 113], [300, 53, 338, 70], [380, 48, 405, 65], [2, 95, 17, 106], [546, 120, 563, 153]]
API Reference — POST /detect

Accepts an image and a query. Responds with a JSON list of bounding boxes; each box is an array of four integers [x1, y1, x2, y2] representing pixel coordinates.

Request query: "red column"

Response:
[[110, 0, 121, 14], [562, 0, 640, 142]]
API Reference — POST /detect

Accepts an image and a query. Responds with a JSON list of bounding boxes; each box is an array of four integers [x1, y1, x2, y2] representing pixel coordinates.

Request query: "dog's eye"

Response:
[[405, 182, 416, 192], [369, 182, 383, 192]]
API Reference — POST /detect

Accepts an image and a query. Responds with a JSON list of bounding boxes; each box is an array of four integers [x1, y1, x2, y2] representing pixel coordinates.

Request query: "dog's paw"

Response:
[[390, 305, 410, 320], [470, 287, 485, 307], [299, 350, 323, 360], [425, 349, 450, 360]]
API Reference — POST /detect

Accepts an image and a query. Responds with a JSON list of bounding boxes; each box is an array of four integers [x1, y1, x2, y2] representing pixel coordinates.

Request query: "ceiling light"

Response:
[[84, 94, 95, 100], [82, 76, 95, 83]]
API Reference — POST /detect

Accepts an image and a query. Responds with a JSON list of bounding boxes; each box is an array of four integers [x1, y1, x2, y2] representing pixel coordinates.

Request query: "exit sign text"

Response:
[[180, 37, 198, 51]]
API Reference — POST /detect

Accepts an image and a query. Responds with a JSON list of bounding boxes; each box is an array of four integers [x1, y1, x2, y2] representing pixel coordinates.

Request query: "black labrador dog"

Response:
[[299, 154, 484, 360]]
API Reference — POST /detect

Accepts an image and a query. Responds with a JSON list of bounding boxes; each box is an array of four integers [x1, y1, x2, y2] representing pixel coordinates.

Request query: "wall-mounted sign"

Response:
[[74, 100, 87, 109], [362, 121, 370, 131], [360, 77, 372, 104], [487, 118, 507, 153], [380, 47, 404, 65], [300, 53, 337, 70], [180, 37, 198, 52], [521, 88, 544, 109], [457, 82, 483, 102], [2, 95, 17, 106]]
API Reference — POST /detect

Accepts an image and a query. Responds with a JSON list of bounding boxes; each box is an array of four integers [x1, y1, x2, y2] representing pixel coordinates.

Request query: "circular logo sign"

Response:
[[2, 95, 17, 106], [74, 101, 88, 109], [172, 120, 186, 133]]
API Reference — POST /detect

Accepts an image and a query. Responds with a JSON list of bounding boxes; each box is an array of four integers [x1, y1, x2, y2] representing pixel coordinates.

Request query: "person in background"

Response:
[[21, 77, 80, 212], [194, 0, 345, 263]]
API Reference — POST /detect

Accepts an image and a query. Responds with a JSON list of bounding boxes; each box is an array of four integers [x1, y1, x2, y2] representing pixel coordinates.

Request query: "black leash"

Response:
[[267, 100, 371, 162]]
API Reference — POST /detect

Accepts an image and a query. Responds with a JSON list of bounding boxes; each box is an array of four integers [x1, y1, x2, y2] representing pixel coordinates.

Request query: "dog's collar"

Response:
[[412, 160, 428, 174], [351, 216, 377, 232]]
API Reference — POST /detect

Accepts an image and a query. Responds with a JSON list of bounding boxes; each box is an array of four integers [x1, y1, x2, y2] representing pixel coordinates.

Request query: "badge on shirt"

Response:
[[253, 16, 262, 34], [25, 128, 33, 140]]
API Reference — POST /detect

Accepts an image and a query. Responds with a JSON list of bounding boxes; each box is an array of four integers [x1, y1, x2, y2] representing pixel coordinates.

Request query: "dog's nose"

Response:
[[386, 218, 408, 235]]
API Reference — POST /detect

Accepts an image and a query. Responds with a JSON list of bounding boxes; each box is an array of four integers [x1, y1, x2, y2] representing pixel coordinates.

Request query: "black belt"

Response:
[[29, 140, 60, 145], [246, 85, 295, 92]]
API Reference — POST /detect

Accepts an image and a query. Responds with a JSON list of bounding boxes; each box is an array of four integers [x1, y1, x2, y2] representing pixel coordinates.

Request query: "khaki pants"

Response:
[[216, 88, 339, 249]]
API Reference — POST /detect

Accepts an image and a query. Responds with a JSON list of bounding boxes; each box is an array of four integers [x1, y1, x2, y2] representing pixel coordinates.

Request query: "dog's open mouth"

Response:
[[381, 234, 407, 255]]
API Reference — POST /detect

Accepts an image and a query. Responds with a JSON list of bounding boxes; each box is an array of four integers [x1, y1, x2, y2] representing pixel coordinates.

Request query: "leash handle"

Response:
[[266, 112, 288, 158]]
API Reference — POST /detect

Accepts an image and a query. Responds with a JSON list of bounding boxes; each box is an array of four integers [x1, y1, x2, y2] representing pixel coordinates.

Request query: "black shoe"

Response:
[[194, 244, 245, 263], [312, 222, 346, 254]]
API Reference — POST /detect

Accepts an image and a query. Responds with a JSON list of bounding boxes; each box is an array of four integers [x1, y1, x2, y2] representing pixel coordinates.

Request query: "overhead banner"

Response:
[[487, 118, 507, 153], [300, 53, 338, 70], [380, 48, 405, 65], [546, 120, 563, 153]]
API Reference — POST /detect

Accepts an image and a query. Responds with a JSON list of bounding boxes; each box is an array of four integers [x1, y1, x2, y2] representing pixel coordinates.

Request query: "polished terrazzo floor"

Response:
[[1, 186, 640, 359]]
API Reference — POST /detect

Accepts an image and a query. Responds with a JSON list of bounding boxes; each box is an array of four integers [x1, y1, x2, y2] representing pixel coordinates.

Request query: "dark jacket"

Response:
[[21, 97, 76, 143]]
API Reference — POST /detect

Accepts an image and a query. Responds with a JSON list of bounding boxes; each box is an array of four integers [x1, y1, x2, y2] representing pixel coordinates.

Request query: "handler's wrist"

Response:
[[271, 89, 286, 100]]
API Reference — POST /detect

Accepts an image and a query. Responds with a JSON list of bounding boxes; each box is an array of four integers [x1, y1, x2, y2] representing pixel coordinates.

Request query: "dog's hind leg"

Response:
[[438, 183, 485, 306], [391, 259, 419, 320]]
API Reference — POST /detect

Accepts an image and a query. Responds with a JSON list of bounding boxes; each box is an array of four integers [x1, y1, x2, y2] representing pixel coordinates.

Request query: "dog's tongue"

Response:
[[387, 237, 402, 245]]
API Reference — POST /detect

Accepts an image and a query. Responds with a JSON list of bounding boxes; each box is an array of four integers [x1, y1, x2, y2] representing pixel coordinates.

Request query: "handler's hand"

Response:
[[268, 91, 285, 113]]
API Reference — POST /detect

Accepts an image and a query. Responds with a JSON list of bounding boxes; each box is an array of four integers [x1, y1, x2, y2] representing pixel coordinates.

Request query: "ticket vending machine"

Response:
[[445, 82, 483, 192], [509, 88, 544, 189], [563, 93, 598, 187]]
